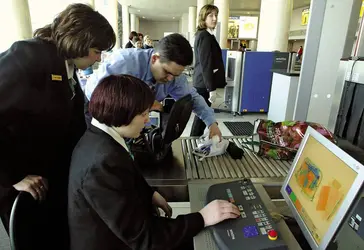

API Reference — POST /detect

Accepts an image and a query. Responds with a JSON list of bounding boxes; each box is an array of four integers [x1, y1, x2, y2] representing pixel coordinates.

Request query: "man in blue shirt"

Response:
[[85, 33, 222, 138]]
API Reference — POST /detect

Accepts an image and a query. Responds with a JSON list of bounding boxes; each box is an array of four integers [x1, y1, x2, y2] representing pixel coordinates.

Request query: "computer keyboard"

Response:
[[206, 179, 288, 250]]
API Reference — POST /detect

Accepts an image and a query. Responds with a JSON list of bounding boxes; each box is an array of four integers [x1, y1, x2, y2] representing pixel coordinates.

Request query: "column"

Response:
[[188, 6, 197, 33], [294, 0, 361, 128], [11, 0, 33, 41], [188, 6, 197, 44], [257, 0, 293, 51], [196, 0, 208, 24], [214, 0, 229, 48], [130, 13, 136, 32], [122, 5, 130, 48], [181, 13, 189, 37], [87, 0, 95, 9], [135, 16, 140, 33], [95, 0, 120, 48]]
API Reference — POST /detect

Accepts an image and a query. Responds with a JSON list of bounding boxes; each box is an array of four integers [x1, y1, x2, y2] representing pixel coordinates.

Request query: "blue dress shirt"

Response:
[[85, 48, 216, 127]]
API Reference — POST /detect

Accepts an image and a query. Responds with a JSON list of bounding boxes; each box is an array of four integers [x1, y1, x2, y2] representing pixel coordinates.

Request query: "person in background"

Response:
[[0, 3, 115, 248], [68, 74, 240, 250], [297, 45, 303, 62], [138, 32, 144, 41], [85, 33, 223, 139], [125, 31, 138, 48], [191, 4, 227, 137], [239, 43, 247, 52], [143, 35, 154, 49], [136, 40, 143, 49]]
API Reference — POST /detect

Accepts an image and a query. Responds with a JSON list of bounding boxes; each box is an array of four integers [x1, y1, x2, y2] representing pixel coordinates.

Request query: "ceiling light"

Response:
[[142, 16, 145, 18], [173, 17, 175, 19], [247, 12, 250, 14], [138, 10, 141, 12]]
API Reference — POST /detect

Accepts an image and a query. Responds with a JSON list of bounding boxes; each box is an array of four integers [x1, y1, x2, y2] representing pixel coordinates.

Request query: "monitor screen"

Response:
[[282, 127, 364, 250], [227, 58, 235, 80]]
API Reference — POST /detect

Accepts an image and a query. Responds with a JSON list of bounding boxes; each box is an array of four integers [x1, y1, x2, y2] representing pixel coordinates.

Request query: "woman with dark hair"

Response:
[[0, 3, 115, 248], [125, 31, 139, 48], [190, 4, 227, 137], [68, 74, 240, 250], [138, 32, 144, 41]]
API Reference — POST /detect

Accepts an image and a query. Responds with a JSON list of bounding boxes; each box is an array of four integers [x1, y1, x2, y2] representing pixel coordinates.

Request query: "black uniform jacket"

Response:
[[125, 41, 135, 48], [0, 38, 86, 218], [193, 29, 227, 92], [68, 126, 204, 250]]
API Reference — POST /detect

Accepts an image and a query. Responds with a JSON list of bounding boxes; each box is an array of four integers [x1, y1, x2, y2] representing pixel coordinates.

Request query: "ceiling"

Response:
[[118, 0, 311, 21]]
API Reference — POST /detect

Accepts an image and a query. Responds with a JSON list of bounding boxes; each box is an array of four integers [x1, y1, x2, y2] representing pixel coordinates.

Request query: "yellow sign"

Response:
[[301, 8, 310, 26], [51, 74, 62, 81], [360, 0, 364, 17]]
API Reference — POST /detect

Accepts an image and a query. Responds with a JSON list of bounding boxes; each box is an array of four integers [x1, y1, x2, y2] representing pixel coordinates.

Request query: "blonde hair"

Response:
[[197, 4, 219, 31]]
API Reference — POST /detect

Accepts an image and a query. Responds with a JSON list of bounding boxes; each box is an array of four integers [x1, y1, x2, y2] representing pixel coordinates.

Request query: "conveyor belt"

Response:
[[181, 137, 292, 180]]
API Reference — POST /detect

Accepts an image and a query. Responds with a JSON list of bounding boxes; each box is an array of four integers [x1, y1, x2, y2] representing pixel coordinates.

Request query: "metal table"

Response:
[[138, 137, 293, 202], [138, 141, 189, 202], [189, 181, 302, 250]]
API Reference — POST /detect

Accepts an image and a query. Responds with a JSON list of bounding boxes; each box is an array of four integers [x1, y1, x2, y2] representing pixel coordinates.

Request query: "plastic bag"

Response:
[[193, 135, 229, 161], [247, 120, 336, 160]]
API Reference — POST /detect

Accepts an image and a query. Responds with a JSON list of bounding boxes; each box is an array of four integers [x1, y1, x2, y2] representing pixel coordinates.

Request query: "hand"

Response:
[[199, 200, 240, 227], [152, 191, 172, 218], [13, 175, 48, 201], [209, 123, 222, 141], [151, 100, 163, 112], [208, 91, 217, 104]]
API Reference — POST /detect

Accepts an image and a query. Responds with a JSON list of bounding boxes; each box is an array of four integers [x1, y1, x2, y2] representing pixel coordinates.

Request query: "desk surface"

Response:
[[189, 181, 302, 250]]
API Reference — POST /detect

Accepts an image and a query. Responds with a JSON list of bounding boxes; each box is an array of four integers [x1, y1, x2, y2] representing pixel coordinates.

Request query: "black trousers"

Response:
[[190, 88, 211, 137]]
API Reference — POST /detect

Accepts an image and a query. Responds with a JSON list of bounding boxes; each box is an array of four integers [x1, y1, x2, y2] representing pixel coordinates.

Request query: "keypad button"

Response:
[[260, 227, 267, 235]]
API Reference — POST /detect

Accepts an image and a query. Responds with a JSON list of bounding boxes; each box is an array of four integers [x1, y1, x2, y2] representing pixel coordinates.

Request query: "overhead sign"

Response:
[[228, 16, 258, 39], [301, 8, 310, 26], [238, 16, 259, 39]]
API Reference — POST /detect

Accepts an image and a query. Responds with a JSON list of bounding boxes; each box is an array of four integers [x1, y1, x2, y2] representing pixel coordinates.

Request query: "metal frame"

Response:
[[224, 51, 243, 113], [280, 127, 364, 250], [328, 60, 364, 132]]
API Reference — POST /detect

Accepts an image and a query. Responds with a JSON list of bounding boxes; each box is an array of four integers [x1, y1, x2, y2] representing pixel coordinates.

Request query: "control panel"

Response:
[[206, 179, 288, 250]]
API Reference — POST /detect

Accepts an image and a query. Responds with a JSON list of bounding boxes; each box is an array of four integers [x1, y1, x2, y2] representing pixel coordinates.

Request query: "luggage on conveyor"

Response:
[[131, 94, 193, 165]]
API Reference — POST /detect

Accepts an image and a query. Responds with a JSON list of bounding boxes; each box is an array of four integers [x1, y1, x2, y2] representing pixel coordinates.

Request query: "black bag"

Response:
[[131, 94, 193, 165]]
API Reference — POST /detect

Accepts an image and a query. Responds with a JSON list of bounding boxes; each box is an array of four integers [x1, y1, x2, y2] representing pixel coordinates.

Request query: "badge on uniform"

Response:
[[51, 74, 62, 81]]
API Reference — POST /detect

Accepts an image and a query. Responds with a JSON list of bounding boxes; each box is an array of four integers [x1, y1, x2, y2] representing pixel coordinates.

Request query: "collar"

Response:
[[206, 28, 215, 35], [91, 118, 130, 153], [145, 53, 156, 86], [65, 61, 75, 80]]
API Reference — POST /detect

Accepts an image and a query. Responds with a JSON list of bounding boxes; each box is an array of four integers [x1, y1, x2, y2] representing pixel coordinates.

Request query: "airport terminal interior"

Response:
[[2, 0, 364, 249]]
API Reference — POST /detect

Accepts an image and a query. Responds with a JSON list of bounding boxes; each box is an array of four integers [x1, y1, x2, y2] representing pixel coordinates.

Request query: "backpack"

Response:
[[131, 94, 193, 165]]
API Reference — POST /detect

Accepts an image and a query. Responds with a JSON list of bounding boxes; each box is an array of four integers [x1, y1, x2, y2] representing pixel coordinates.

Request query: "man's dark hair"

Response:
[[154, 33, 193, 66], [89, 75, 154, 127], [129, 31, 138, 40], [33, 3, 116, 59]]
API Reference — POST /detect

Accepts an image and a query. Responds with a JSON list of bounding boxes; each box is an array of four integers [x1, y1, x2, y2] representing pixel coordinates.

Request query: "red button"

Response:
[[268, 230, 277, 237], [268, 230, 278, 240]]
